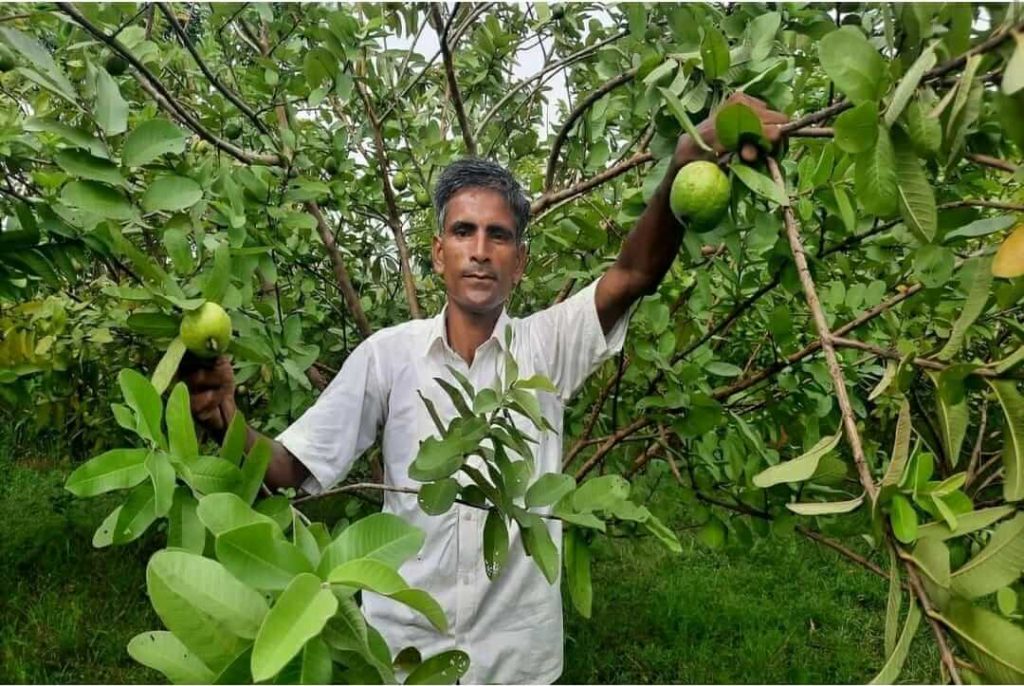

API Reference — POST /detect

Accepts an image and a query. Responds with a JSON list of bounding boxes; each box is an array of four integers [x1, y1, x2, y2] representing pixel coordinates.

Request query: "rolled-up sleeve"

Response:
[[275, 339, 385, 495], [521, 275, 632, 401]]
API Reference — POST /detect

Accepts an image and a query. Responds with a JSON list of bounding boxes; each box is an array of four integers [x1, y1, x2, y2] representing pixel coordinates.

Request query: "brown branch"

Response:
[[430, 5, 476, 155], [798, 527, 890, 581], [789, 127, 834, 138], [306, 201, 372, 338], [544, 68, 638, 191], [351, 83, 423, 318], [831, 337, 1006, 378], [531, 150, 654, 216], [899, 548, 963, 685], [156, 3, 271, 138], [57, 3, 280, 166], [574, 416, 652, 481], [965, 400, 989, 488], [966, 153, 1017, 174], [768, 157, 876, 502]]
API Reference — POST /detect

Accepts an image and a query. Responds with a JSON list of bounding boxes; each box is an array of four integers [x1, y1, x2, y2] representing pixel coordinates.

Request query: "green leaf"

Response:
[[123, 119, 188, 167], [715, 103, 765, 151], [166, 382, 198, 464], [128, 631, 215, 685], [417, 478, 459, 515], [659, 87, 712, 152], [903, 98, 942, 157], [564, 527, 592, 618], [202, 243, 232, 306], [216, 521, 313, 591], [919, 506, 1016, 541], [316, 512, 424, 577], [167, 487, 205, 554], [882, 398, 913, 490], [997, 586, 1019, 616], [893, 131, 937, 243], [889, 493, 918, 544], [747, 11, 781, 62], [855, 126, 899, 217], [92, 505, 121, 548], [938, 257, 993, 360], [54, 149, 124, 186], [197, 492, 278, 537], [119, 368, 165, 449], [404, 650, 471, 685], [950, 514, 1024, 599], [884, 44, 937, 127], [985, 379, 1024, 502], [868, 600, 921, 684], [251, 573, 337, 682], [112, 481, 158, 544], [147, 549, 268, 672], [513, 374, 560, 394], [834, 102, 879, 154], [184, 456, 241, 495], [24, 117, 106, 157], [520, 516, 560, 584], [927, 369, 970, 468], [0, 27, 77, 102], [146, 451, 176, 517], [700, 26, 730, 80], [913, 244, 955, 288], [938, 597, 1024, 683], [94, 66, 128, 136], [644, 514, 682, 553], [730, 161, 789, 206], [1002, 33, 1024, 95], [572, 474, 630, 512], [238, 438, 271, 505], [818, 26, 888, 104], [753, 431, 842, 488], [152, 337, 187, 397], [483, 508, 508, 581], [61, 181, 135, 220], [65, 447, 149, 497], [220, 409, 248, 467], [705, 361, 744, 378], [142, 175, 203, 213], [945, 215, 1017, 242], [328, 559, 447, 631], [525, 473, 575, 508], [786, 494, 864, 515], [884, 547, 902, 658]]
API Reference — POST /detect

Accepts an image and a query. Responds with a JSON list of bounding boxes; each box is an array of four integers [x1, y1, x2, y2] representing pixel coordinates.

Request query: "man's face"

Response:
[[431, 187, 527, 316]]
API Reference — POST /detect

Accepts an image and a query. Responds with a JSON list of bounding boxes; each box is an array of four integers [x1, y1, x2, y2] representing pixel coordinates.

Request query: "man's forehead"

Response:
[[444, 187, 515, 226]]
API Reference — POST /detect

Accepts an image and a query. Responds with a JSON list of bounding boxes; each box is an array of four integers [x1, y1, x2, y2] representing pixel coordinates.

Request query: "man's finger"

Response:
[[739, 143, 760, 164]]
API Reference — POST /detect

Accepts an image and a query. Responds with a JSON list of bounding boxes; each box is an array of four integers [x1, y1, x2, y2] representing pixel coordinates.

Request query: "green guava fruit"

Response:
[[392, 171, 408, 191], [669, 160, 732, 232], [224, 122, 242, 140], [180, 302, 232, 358], [415, 189, 431, 208]]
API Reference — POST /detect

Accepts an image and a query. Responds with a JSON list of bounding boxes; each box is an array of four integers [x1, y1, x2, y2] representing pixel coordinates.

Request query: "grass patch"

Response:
[[2, 448, 937, 684]]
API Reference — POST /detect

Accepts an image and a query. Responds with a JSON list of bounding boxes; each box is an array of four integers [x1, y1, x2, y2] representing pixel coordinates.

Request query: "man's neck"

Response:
[[444, 301, 502, 366]]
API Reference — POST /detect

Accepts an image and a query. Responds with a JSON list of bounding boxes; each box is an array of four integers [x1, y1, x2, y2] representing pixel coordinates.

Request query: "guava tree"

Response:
[[2, 2, 1024, 684]]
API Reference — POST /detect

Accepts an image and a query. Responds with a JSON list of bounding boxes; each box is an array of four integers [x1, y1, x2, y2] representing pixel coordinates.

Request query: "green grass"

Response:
[[1, 450, 938, 684]]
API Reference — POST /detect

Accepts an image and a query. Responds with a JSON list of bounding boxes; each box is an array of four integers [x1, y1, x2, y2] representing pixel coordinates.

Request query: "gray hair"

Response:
[[433, 157, 530, 242]]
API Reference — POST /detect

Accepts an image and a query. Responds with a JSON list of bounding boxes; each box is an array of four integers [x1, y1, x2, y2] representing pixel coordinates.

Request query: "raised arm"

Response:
[[595, 94, 788, 334]]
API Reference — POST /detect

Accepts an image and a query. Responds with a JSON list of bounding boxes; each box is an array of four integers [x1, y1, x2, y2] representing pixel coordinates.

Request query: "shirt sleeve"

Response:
[[275, 338, 386, 495], [521, 274, 633, 402]]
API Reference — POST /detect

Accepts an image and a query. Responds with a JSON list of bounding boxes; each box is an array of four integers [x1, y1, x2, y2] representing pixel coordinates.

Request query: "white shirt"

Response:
[[276, 276, 631, 684]]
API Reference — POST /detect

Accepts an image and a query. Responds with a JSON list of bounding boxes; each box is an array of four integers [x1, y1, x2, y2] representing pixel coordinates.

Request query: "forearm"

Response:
[[243, 425, 310, 492]]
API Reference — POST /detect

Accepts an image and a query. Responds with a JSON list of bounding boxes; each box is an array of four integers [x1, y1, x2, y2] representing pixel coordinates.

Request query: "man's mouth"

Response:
[[463, 273, 496, 281]]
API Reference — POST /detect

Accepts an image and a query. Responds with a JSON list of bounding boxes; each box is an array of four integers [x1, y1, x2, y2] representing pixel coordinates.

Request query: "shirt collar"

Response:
[[423, 301, 512, 359]]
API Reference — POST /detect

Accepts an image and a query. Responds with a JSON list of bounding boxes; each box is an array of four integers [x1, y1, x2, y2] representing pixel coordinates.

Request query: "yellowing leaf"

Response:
[[992, 224, 1024, 278]]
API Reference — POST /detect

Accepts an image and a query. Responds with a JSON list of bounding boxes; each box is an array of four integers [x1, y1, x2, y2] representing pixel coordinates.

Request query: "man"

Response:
[[183, 94, 787, 684]]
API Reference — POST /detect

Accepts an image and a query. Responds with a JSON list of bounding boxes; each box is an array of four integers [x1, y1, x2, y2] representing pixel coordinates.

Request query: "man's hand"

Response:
[[674, 93, 790, 167], [178, 352, 238, 439]]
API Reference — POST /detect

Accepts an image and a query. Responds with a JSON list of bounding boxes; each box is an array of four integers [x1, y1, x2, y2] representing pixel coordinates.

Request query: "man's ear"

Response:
[[431, 234, 444, 275]]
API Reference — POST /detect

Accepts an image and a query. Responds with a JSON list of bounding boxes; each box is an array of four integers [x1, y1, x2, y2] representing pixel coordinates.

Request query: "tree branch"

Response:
[[769, 157, 876, 502], [156, 2, 272, 138], [531, 150, 653, 216], [306, 201, 372, 338], [430, 4, 476, 155], [544, 68, 637, 192], [57, 3, 281, 166], [966, 152, 1018, 173], [350, 84, 423, 318]]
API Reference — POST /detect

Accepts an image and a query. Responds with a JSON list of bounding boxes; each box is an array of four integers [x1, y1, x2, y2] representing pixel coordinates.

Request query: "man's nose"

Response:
[[470, 230, 490, 262]]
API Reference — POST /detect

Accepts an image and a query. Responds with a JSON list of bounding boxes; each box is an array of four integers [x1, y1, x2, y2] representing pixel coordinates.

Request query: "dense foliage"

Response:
[[2, 2, 1024, 684]]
